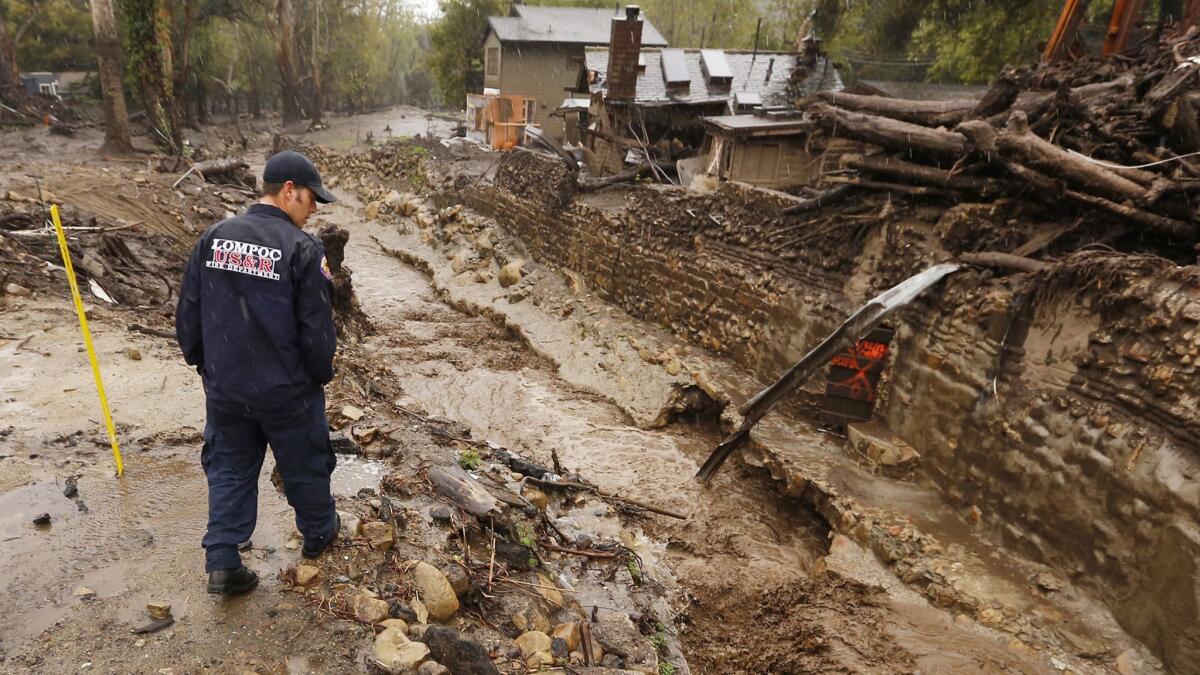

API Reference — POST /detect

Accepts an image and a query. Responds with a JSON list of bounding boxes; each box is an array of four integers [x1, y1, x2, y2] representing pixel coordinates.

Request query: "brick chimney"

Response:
[[606, 5, 643, 100]]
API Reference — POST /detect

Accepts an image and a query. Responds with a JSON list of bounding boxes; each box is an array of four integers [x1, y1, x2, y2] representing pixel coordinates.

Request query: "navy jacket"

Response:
[[176, 204, 337, 411]]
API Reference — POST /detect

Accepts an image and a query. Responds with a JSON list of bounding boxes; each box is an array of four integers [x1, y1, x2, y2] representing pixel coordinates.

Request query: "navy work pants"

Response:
[[200, 390, 337, 572]]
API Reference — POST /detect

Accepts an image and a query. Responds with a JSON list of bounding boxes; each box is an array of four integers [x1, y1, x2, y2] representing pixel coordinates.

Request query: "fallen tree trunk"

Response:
[[812, 103, 970, 156], [845, 154, 1003, 195], [819, 91, 976, 127], [194, 157, 249, 178], [577, 163, 655, 191], [959, 112, 1150, 203], [780, 183, 856, 215], [1064, 190, 1194, 239], [826, 175, 949, 197]]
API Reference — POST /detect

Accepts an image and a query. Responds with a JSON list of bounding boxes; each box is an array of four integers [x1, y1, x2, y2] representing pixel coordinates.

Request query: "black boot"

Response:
[[207, 565, 259, 595], [302, 512, 341, 559]]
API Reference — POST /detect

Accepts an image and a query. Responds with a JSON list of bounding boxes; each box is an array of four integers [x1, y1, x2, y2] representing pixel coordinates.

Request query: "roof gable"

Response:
[[488, 6, 668, 46]]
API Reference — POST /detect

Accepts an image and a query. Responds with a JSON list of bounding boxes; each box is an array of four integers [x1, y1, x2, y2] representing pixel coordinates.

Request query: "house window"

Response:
[[524, 99, 536, 123], [486, 48, 499, 77]]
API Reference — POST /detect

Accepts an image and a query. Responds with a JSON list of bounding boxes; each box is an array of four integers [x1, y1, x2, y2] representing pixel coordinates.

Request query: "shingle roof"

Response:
[[487, 6, 668, 47], [584, 48, 841, 107]]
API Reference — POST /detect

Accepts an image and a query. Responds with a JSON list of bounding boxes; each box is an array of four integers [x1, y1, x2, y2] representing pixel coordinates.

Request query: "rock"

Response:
[[1034, 571, 1061, 593], [430, 505, 453, 523], [338, 510, 361, 538], [513, 604, 551, 634], [551, 636, 569, 660], [4, 283, 32, 297], [664, 358, 682, 376], [1115, 649, 1138, 675], [365, 201, 382, 221], [522, 486, 549, 511], [499, 259, 524, 288], [526, 650, 554, 669], [514, 631, 552, 658], [413, 561, 460, 621], [374, 626, 430, 672], [341, 405, 364, 421], [451, 250, 474, 274], [552, 622, 581, 652], [294, 565, 320, 587], [352, 426, 378, 444], [33, 513, 51, 526], [329, 430, 358, 454], [389, 600, 418, 622], [354, 595, 391, 624], [127, 348, 143, 361], [421, 626, 501, 675], [384, 190, 404, 206], [381, 618, 409, 632], [361, 521, 394, 551], [443, 564, 471, 598], [594, 613, 658, 673], [417, 662, 450, 675], [63, 481, 78, 499], [73, 586, 96, 598], [534, 573, 563, 606], [146, 602, 172, 620]]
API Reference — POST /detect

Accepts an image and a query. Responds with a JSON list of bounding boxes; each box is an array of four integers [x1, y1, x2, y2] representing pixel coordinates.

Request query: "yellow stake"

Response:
[[50, 204, 124, 476]]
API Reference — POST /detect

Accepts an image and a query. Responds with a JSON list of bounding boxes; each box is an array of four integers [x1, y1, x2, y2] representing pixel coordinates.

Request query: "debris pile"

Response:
[[804, 29, 1200, 262]]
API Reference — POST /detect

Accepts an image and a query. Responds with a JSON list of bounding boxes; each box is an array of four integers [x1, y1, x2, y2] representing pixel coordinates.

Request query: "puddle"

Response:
[[331, 453, 387, 497]]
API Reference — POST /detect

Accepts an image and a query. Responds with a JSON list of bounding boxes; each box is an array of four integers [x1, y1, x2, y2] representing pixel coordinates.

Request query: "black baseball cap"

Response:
[[263, 149, 337, 204]]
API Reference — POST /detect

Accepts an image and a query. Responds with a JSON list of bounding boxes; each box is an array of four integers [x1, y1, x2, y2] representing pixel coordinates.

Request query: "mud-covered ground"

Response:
[[0, 108, 1117, 674]]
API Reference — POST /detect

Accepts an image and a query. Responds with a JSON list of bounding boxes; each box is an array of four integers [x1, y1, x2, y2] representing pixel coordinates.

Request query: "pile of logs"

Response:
[[806, 29, 1200, 245]]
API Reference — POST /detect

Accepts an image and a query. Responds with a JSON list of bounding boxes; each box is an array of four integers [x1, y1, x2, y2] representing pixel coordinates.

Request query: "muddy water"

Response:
[[0, 449, 296, 654], [321, 199, 826, 587]]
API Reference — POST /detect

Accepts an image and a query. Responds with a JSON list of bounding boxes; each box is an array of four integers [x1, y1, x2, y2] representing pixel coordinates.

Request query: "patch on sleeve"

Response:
[[320, 255, 334, 281]]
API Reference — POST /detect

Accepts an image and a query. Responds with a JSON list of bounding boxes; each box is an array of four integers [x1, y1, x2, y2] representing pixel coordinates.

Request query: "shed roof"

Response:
[[584, 48, 841, 108], [701, 114, 811, 136], [487, 6, 668, 47]]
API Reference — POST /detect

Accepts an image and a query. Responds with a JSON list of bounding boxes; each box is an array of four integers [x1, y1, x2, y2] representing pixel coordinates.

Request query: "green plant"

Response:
[[458, 447, 481, 470], [626, 557, 643, 584], [650, 632, 667, 651], [658, 663, 676, 675]]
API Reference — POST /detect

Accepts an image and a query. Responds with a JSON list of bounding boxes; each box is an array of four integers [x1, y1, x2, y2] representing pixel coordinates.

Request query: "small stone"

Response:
[[4, 283, 32, 297], [965, 505, 983, 524], [74, 586, 96, 598], [551, 636, 569, 660], [294, 565, 320, 587], [373, 626, 430, 671], [412, 561, 460, 621], [33, 513, 51, 526], [522, 486, 549, 511], [134, 639, 146, 648], [361, 521, 394, 551], [63, 481, 78, 499], [499, 259, 524, 288], [1115, 649, 1138, 675], [443, 565, 471, 598], [365, 201, 382, 221], [513, 604, 551, 634], [389, 600, 418, 622], [146, 602, 172, 620], [552, 622, 581, 652], [127, 348, 142, 361], [329, 430, 359, 454], [514, 631, 552, 658], [384, 190, 404, 206], [1034, 571, 1060, 593], [534, 573, 563, 606], [381, 618, 409, 632], [338, 510, 361, 538], [352, 426, 378, 444], [430, 505, 453, 523], [417, 662, 449, 675], [354, 595, 390, 624], [421, 626, 499, 675], [664, 358, 682, 376], [341, 405, 364, 421]]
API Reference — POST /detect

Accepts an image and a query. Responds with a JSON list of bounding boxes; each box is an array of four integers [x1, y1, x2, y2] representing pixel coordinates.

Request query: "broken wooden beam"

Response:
[[844, 154, 1003, 195], [780, 183, 857, 215]]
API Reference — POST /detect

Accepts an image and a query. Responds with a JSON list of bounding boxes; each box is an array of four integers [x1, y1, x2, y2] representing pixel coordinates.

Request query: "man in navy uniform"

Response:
[[176, 150, 340, 595]]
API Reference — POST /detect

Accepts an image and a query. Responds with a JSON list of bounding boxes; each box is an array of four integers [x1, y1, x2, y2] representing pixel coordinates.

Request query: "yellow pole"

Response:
[[50, 204, 124, 476]]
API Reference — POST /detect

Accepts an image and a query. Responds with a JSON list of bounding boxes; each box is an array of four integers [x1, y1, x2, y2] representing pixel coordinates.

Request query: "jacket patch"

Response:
[[206, 238, 282, 280], [320, 256, 333, 281]]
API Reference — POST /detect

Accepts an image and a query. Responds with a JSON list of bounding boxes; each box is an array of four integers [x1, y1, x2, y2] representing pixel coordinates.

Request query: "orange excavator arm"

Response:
[[1103, 0, 1148, 55], [1043, 0, 1091, 63]]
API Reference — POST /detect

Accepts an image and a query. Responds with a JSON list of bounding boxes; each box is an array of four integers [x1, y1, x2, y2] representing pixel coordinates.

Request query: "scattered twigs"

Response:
[[127, 323, 175, 339], [541, 542, 620, 559], [527, 476, 687, 520]]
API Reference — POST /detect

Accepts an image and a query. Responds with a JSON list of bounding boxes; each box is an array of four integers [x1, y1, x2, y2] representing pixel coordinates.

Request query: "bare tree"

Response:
[[275, 0, 300, 124], [91, 0, 133, 153], [310, 0, 323, 127]]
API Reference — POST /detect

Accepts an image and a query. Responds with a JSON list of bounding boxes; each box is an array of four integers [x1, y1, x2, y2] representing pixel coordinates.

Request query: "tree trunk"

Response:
[[275, 0, 300, 124], [91, 0, 133, 154], [811, 103, 970, 156], [310, 0, 323, 126], [0, 9, 26, 108], [845, 154, 1003, 195], [124, 0, 183, 153]]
